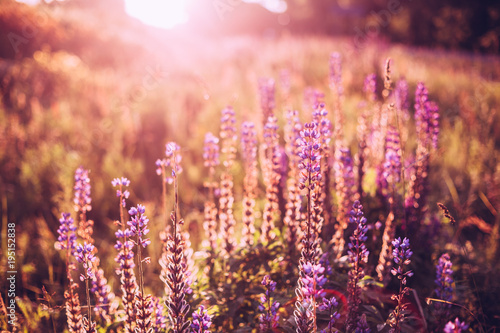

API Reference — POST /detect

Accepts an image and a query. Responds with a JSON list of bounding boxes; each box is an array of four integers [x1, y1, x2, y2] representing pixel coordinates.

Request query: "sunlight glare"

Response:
[[124, 0, 190, 29]]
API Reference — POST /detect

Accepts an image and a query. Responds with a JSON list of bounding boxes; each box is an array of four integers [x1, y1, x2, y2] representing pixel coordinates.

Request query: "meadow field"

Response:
[[1, 1, 500, 332]]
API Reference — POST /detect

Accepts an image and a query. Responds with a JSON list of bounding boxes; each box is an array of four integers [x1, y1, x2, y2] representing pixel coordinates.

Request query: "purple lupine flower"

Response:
[[158, 142, 192, 332], [300, 263, 327, 299], [298, 122, 322, 191], [312, 103, 332, 151], [114, 201, 137, 332], [346, 200, 370, 331], [388, 237, 413, 333], [312, 103, 333, 236], [444, 318, 468, 333], [259, 275, 280, 331], [111, 177, 130, 208], [165, 142, 183, 183], [74, 167, 94, 244], [55, 213, 78, 253], [295, 122, 323, 332], [363, 73, 377, 102], [90, 267, 114, 323], [156, 142, 183, 184], [203, 132, 220, 168], [74, 167, 92, 213], [127, 204, 151, 248], [75, 243, 96, 281], [391, 238, 413, 280], [191, 305, 212, 333], [319, 296, 340, 333], [435, 253, 454, 307]]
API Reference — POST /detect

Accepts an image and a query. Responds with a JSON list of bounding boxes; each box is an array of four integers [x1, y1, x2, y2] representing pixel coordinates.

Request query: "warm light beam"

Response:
[[124, 0, 190, 29]]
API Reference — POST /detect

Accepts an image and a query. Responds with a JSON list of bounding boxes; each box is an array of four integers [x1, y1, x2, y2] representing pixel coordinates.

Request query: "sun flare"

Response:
[[124, 0, 190, 29]]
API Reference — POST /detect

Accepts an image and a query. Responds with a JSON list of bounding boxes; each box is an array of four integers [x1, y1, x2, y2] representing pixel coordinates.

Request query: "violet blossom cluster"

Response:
[[111, 177, 130, 208], [318, 296, 340, 333], [444, 318, 468, 333], [156, 142, 183, 184], [259, 275, 280, 331], [388, 237, 413, 333], [435, 253, 454, 309], [298, 122, 322, 191], [56, 212, 77, 254], [74, 167, 92, 214], [128, 204, 151, 248], [75, 243, 96, 281], [191, 305, 212, 333]]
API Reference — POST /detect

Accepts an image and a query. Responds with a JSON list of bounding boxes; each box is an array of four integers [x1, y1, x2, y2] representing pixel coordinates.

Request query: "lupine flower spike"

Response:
[[74, 167, 93, 243], [434, 253, 454, 328], [312, 103, 332, 238], [318, 297, 340, 333], [346, 200, 369, 332], [55, 212, 82, 333], [74, 168, 114, 323], [259, 275, 280, 332], [112, 177, 137, 333], [75, 242, 97, 333], [388, 237, 413, 333], [295, 122, 323, 333], [158, 142, 191, 333], [128, 204, 153, 333]]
